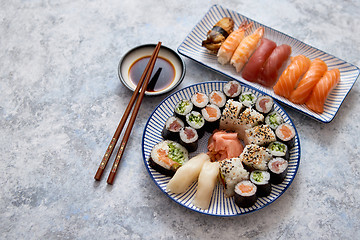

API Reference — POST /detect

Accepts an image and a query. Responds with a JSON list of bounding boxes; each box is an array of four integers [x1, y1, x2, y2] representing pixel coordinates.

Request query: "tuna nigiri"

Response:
[[305, 69, 340, 113], [217, 21, 253, 65], [273, 55, 311, 98], [230, 27, 264, 72], [241, 38, 276, 82], [258, 44, 292, 87], [289, 58, 328, 104]]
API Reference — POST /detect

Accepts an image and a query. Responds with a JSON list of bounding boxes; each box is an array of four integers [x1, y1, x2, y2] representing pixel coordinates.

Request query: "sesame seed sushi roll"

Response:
[[240, 144, 272, 171], [268, 157, 288, 184], [185, 111, 205, 138], [190, 92, 209, 112], [223, 80, 242, 99], [149, 140, 189, 176], [275, 123, 296, 148], [265, 111, 284, 130], [234, 180, 258, 208], [239, 91, 257, 108], [209, 90, 227, 109], [201, 104, 221, 133], [255, 95, 274, 114], [244, 124, 276, 146], [174, 99, 193, 121], [179, 126, 198, 153], [267, 141, 289, 160], [161, 116, 184, 140], [250, 170, 272, 197]]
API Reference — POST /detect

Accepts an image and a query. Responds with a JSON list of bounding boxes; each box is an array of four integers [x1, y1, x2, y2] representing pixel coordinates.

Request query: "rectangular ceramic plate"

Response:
[[177, 4, 360, 123]]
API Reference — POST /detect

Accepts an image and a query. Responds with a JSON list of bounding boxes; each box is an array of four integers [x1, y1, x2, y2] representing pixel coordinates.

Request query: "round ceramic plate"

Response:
[[142, 81, 300, 216]]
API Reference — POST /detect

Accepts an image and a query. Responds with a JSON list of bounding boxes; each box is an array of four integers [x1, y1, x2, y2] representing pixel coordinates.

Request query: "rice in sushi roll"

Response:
[[201, 104, 221, 132], [255, 95, 274, 114], [268, 157, 288, 184], [223, 80, 242, 99], [275, 123, 296, 148], [179, 126, 198, 152], [240, 144, 272, 171], [239, 91, 257, 108], [234, 180, 257, 208], [209, 90, 227, 109], [185, 111, 205, 138], [161, 116, 184, 140], [174, 99, 193, 121], [244, 124, 276, 146], [191, 92, 209, 112], [265, 111, 284, 130], [250, 170, 272, 197]]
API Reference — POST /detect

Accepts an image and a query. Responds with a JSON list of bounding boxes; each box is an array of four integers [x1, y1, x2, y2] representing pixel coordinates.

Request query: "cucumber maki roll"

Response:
[[201, 104, 221, 133], [185, 111, 205, 138], [174, 99, 193, 121], [223, 80, 242, 99], [250, 170, 272, 197], [209, 90, 227, 109], [275, 123, 296, 148], [239, 91, 257, 108], [161, 116, 184, 140], [149, 140, 189, 176], [255, 95, 274, 114], [267, 141, 289, 160], [191, 92, 209, 112], [234, 180, 258, 208], [265, 111, 284, 130], [268, 157, 288, 184], [179, 127, 198, 153]]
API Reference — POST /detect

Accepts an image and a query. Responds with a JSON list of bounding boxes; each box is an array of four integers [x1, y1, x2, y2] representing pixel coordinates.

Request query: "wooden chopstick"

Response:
[[107, 42, 162, 184], [94, 42, 162, 181]]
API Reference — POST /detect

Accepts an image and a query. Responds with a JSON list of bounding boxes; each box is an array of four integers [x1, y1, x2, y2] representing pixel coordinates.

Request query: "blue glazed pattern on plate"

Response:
[[177, 4, 360, 123], [142, 81, 300, 216]]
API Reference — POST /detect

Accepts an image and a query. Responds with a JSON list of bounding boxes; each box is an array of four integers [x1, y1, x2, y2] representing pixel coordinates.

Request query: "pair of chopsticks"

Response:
[[94, 42, 162, 184]]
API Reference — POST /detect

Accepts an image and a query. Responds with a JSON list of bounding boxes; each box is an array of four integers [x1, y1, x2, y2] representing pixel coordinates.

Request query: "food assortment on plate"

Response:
[[143, 81, 300, 216]]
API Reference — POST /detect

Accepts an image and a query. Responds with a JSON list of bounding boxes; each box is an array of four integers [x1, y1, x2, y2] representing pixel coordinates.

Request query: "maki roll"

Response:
[[191, 92, 209, 112], [244, 124, 276, 146], [209, 90, 227, 109], [267, 141, 289, 160], [275, 123, 296, 148], [223, 80, 242, 99], [268, 157, 288, 184], [161, 116, 184, 140], [185, 111, 205, 138], [149, 140, 189, 176], [239, 91, 257, 108], [250, 170, 272, 197], [265, 111, 284, 130], [179, 127, 198, 152], [234, 180, 257, 208], [201, 104, 221, 133], [255, 95, 274, 114], [240, 144, 272, 171], [174, 99, 193, 121]]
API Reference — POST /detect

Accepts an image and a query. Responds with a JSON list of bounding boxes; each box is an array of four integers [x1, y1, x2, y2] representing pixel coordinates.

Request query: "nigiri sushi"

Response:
[[305, 69, 340, 113], [258, 44, 292, 87], [230, 27, 264, 72], [273, 55, 311, 98], [289, 58, 328, 104], [217, 21, 253, 65], [202, 17, 234, 53], [241, 38, 277, 82]]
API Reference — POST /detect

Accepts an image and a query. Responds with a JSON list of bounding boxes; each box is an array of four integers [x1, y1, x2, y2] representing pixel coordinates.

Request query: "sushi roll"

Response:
[[267, 141, 289, 160], [223, 80, 242, 99], [179, 126, 198, 152], [240, 144, 272, 171], [149, 140, 189, 176], [244, 124, 276, 146], [268, 157, 288, 184], [255, 95, 274, 114], [239, 91, 257, 108], [190, 92, 209, 112], [250, 170, 272, 197], [275, 123, 296, 148], [234, 107, 264, 139], [209, 90, 227, 109], [161, 116, 184, 140], [265, 111, 284, 130], [185, 111, 205, 138], [234, 180, 258, 208], [219, 157, 249, 197], [174, 99, 193, 121], [201, 104, 221, 132]]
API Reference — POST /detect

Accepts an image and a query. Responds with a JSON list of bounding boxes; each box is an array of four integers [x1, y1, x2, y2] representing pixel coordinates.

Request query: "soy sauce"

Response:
[[129, 56, 175, 92]]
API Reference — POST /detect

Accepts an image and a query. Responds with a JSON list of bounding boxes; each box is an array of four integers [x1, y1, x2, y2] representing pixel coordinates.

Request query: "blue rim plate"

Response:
[[177, 4, 360, 123], [142, 81, 300, 216]]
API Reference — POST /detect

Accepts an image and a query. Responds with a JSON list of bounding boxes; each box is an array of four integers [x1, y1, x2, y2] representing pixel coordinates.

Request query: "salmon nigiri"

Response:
[[289, 58, 328, 104], [305, 69, 340, 113], [273, 55, 311, 98], [241, 38, 276, 82], [217, 21, 253, 65], [230, 27, 264, 72]]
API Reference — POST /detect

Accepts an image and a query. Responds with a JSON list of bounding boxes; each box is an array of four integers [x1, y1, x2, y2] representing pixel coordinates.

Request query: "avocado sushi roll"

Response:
[[267, 141, 289, 160], [185, 111, 205, 138], [250, 170, 272, 197], [174, 99, 193, 121], [265, 111, 284, 130], [239, 91, 257, 108]]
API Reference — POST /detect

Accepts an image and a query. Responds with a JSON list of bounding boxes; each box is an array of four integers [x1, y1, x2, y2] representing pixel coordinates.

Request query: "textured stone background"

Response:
[[0, 0, 359, 239]]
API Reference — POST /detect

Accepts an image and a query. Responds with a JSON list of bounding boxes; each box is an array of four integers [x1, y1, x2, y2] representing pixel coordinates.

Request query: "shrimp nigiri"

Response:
[[217, 21, 253, 65], [273, 55, 311, 98], [305, 69, 340, 113], [289, 58, 328, 104], [230, 27, 264, 72]]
